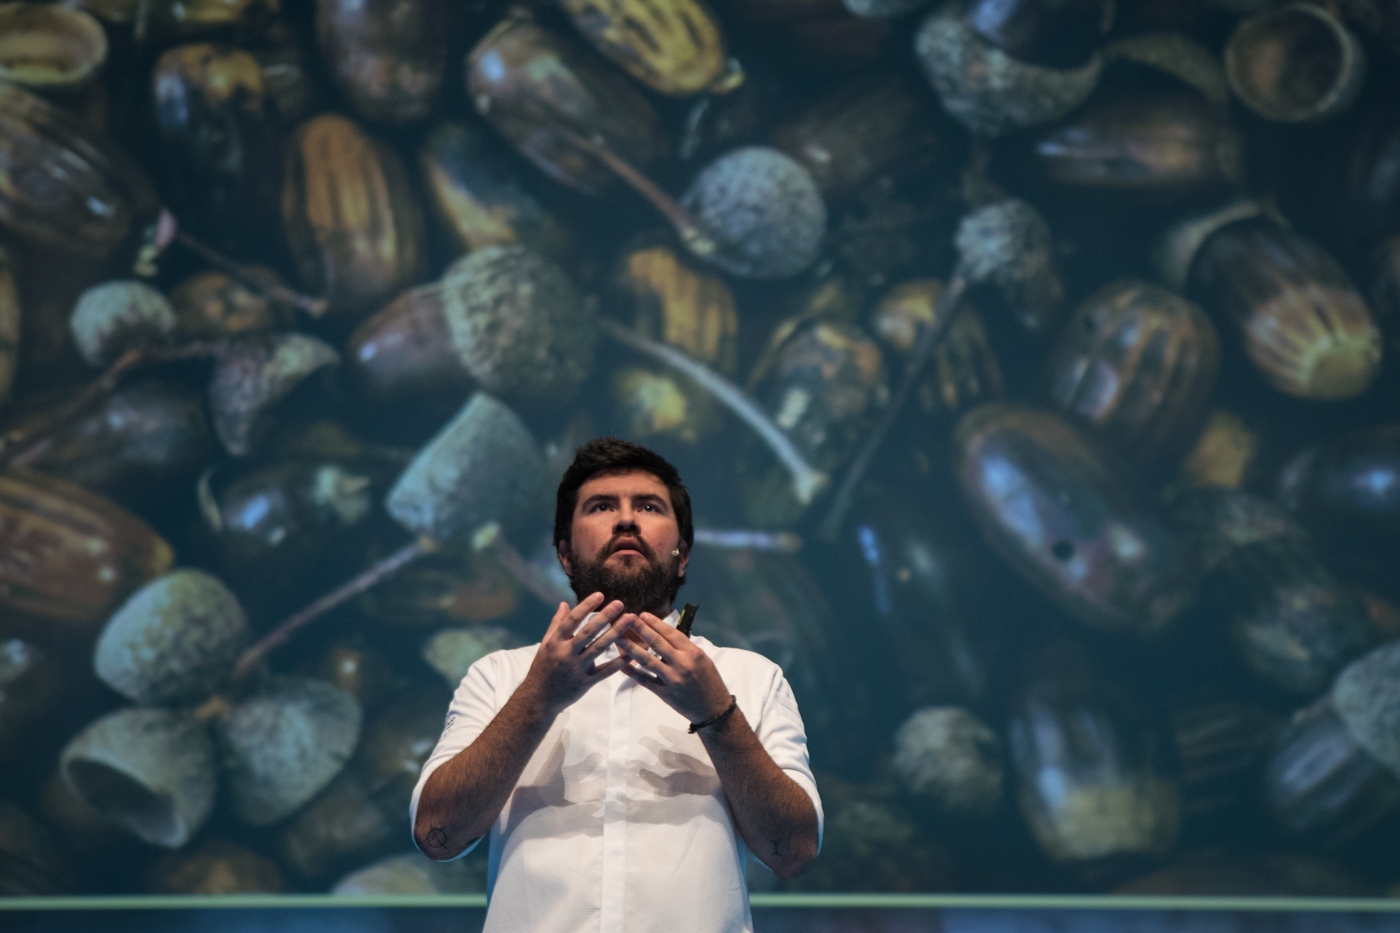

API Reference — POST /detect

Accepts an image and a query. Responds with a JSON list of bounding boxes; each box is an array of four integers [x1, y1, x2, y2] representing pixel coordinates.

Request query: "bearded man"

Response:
[[411, 437, 821, 932]]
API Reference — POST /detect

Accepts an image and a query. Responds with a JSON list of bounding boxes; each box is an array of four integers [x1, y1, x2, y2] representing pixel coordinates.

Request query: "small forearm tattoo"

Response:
[[426, 827, 449, 849]]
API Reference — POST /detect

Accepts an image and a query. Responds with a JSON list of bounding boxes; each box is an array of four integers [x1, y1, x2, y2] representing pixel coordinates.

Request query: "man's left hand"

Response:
[[616, 613, 732, 725]]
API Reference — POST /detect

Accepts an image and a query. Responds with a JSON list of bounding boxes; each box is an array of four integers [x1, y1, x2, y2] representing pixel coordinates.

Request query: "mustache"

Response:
[[600, 532, 655, 560]]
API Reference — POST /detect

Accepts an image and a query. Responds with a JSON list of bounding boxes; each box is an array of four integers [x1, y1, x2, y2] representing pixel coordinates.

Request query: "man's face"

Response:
[[558, 470, 688, 616]]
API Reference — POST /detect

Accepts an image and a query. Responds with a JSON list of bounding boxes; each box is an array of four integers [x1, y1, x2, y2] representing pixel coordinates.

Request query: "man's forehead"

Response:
[[576, 470, 670, 501]]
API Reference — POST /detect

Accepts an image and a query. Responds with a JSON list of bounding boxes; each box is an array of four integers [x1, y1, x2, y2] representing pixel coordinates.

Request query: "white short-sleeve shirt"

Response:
[[409, 611, 823, 933]]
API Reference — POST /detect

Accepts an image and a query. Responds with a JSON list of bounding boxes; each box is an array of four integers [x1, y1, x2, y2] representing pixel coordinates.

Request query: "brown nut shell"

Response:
[[0, 3, 107, 91], [954, 403, 1199, 636], [1045, 278, 1219, 466], [208, 333, 341, 457], [316, 0, 448, 124], [1225, 3, 1366, 123], [281, 113, 426, 317], [558, 0, 735, 95]]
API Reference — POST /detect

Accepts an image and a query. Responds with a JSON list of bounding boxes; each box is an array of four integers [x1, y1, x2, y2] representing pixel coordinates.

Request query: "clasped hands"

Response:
[[526, 592, 733, 727]]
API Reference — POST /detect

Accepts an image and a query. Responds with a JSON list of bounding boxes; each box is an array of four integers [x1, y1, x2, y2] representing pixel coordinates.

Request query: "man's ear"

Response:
[[557, 541, 573, 577], [677, 543, 689, 579]]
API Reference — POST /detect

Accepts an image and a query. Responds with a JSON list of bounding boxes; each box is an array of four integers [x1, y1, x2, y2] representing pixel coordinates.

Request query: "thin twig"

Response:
[[600, 318, 828, 505], [0, 341, 226, 468], [553, 126, 717, 259], [230, 537, 434, 684], [473, 523, 575, 606], [175, 230, 329, 317], [817, 271, 969, 542]]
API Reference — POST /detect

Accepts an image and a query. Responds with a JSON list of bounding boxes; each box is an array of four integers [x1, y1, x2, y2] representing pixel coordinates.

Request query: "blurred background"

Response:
[[2, 0, 1400, 907]]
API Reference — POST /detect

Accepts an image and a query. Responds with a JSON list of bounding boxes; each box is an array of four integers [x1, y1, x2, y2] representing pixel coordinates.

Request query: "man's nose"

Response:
[[613, 508, 640, 530]]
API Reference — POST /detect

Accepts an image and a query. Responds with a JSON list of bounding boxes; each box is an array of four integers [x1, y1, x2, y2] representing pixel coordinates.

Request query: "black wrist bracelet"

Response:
[[689, 694, 737, 734]]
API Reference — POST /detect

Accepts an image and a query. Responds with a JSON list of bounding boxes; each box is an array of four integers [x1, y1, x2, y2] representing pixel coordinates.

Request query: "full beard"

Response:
[[566, 538, 684, 616]]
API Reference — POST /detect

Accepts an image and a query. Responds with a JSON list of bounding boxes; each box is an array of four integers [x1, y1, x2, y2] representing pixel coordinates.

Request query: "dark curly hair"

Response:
[[553, 437, 693, 553]]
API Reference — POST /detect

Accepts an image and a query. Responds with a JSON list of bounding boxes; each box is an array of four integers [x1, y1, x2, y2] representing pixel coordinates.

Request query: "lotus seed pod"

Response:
[[94, 569, 249, 706], [60, 707, 216, 849], [70, 280, 175, 367], [332, 851, 486, 895], [915, 1, 1101, 136], [208, 333, 341, 457], [386, 392, 546, 543], [422, 626, 519, 687], [1333, 641, 1400, 779], [217, 675, 361, 826], [955, 199, 1064, 333], [892, 707, 1004, 817], [681, 146, 826, 280], [440, 246, 595, 401]]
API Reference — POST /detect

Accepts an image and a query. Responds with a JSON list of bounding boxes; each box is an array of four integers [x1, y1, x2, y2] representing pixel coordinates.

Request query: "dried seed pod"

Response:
[[145, 838, 286, 894], [466, 10, 669, 196], [314, 639, 396, 710], [1033, 90, 1243, 199], [1332, 640, 1400, 781], [967, 0, 1111, 68], [869, 279, 1002, 419], [1045, 279, 1219, 467], [0, 638, 60, 754], [317, 0, 449, 124], [1162, 205, 1382, 400], [253, 20, 321, 128], [23, 380, 212, 499], [1264, 693, 1400, 842], [0, 244, 18, 408], [281, 113, 426, 317], [954, 404, 1199, 637], [169, 269, 284, 339], [742, 321, 885, 526], [217, 675, 362, 826], [769, 74, 941, 205], [422, 625, 519, 686], [915, 1, 1102, 136], [93, 569, 249, 706], [60, 707, 217, 848], [681, 146, 826, 280], [208, 332, 341, 457], [558, 0, 736, 95], [362, 547, 520, 626], [1279, 424, 1400, 591], [1116, 853, 1374, 896], [38, 768, 126, 857], [69, 280, 176, 367], [1172, 488, 1372, 694], [277, 771, 395, 879], [1169, 700, 1280, 816], [609, 241, 738, 442], [0, 467, 173, 643], [349, 246, 592, 403], [955, 198, 1064, 334], [0, 3, 107, 91], [0, 799, 71, 895], [892, 707, 1003, 818], [205, 458, 378, 575], [1177, 409, 1264, 491], [1009, 673, 1180, 866], [152, 43, 283, 248], [1225, 3, 1366, 123], [332, 851, 485, 894], [418, 120, 574, 260], [0, 81, 160, 257], [386, 392, 547, 543], [78, 0, 278, 33]]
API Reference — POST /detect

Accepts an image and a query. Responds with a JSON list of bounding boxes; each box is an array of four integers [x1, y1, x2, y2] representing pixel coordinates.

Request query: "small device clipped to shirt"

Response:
[[677, 602, 699, 637]]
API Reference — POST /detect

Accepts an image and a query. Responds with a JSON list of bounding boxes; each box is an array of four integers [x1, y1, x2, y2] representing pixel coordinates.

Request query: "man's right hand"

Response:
[[521, 592, 632, 717]]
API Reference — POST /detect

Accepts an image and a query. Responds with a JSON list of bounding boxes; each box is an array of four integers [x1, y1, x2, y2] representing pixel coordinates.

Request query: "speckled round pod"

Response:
[[69, 280, 176, 367], [893, 706, 1004, 817], [440, 246, 595, 400], [216, 676, 361, 827], [60, 707, 216, 849], [422, 625, 518, 687], [843, 0, 930, 17], [93, 570, 249, 706], [1333, 641, 1400, 778], [386, 392, 546, 543], [208, 333, 340, 457], [955, 198, 1064, 333], [681, 146, 826, 280], [915, 2, 1101, 136]]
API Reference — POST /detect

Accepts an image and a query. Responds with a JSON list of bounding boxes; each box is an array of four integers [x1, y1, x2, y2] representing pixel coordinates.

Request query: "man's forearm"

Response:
[[698, 709, 819, 878], [413, 682, 555, 860]]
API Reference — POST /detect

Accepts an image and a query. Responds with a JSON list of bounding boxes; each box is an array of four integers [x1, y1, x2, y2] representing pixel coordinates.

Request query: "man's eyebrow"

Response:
[[580, 493, 619, 508], [633, 493, 670, 510]]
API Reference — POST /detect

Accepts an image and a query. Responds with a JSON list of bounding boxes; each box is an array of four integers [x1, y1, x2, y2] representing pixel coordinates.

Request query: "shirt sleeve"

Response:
[[408, 652, 500, 860], [751, 665, 824, 855]]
